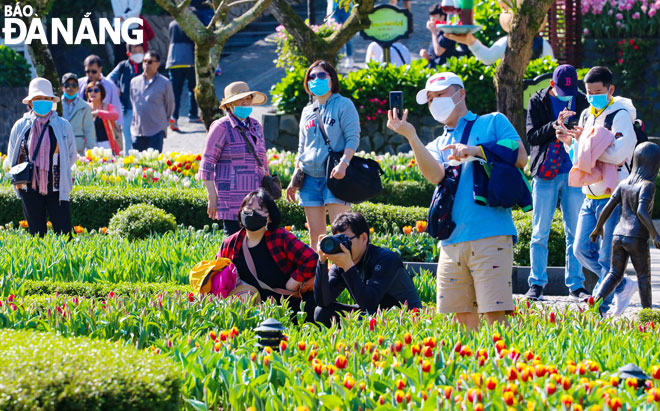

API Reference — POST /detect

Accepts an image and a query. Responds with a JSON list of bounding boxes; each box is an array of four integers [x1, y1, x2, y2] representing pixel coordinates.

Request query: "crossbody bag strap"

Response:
[[460, 118, 477, 145], [236, 125, 268, 175], [27, 121, 51, 164], [241, 235, 295, 296], [312, 101, 332, 150]]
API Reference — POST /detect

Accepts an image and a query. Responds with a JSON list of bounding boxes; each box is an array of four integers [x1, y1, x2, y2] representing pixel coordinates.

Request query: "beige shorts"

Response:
[[436, 235, 514, 314]]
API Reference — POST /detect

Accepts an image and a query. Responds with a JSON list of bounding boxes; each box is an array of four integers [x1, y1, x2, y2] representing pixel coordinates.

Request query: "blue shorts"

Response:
[[299, 175, 347, 207]]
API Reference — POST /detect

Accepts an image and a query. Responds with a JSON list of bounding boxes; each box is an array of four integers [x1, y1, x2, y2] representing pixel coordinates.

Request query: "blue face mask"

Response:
[[308, 78, 331, 97], [556, 93, 572, 103], [64, 92, 78, 100], [587, 93, 609, 110], [32, 100, 53, 116], [233, 106, 252, 119]]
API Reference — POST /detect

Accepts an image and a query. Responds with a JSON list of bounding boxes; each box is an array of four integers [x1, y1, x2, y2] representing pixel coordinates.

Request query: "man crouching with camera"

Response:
[[313, 212, 422, 326]]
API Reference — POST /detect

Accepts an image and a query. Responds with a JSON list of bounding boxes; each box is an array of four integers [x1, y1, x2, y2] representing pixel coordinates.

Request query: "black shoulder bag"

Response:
[[9, 122, 49, 186], [313, 101, 383, 204], [236, 125, 282, 200]]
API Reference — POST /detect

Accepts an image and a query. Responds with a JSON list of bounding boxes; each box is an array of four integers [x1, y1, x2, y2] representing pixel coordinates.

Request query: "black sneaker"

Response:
[[569, 287, 591, 302], [524, 284, 544, 301]]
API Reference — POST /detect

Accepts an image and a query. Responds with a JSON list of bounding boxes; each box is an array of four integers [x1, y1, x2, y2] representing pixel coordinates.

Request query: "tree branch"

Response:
[[176, 0, 193, 13], [215, 0, 274, 42], [268, 0, 321, 49], [226, 0, 258, 9], [153, 0, 208, 43], [326, 0, 375, 53]]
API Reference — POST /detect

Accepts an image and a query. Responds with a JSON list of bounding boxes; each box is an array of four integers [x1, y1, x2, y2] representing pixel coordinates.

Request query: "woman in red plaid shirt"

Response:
[[217, 190, 319, 321]]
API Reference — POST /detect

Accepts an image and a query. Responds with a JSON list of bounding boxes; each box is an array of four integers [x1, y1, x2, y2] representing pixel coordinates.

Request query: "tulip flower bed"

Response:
[[0, 290, 659, 410]]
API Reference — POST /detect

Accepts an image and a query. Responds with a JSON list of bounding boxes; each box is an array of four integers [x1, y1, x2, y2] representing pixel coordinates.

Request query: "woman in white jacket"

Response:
[[7, 78, 77, 237]]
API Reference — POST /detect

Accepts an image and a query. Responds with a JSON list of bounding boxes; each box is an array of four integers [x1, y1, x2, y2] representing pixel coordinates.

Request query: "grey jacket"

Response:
[[8, 111, 77, 201], [62, 97, 96, 154], [297, 93, 361, 178]]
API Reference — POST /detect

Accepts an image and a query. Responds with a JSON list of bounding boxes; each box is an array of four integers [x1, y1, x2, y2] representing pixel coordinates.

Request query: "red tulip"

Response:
[[313, 363, 323, 375], [422, 360, 431, 373], [453, 341, 462, 353], [7, 295, 14, 303], [297, 341, 306, 351], [423, 336, 436, 348], [423, 346, 433, 358], [395, 390, 405, 404], [343, 376, 356, 390], [503, 391, 515, 406], [652, 366, 660, 379], [396, 378, 406, 390], [209, 331, 217, 341], [369, 317, 377, 331], [108, 291, 115, 299], [393, 340, 403, 352], [485, 377, 497, 390], [549, 312, 556, 323], [187, 292, 195, 302], [279, 340, 287, 351], [404, 333, 412, 345], [587, 296, 595, 306], [335, 355, 347, 369]]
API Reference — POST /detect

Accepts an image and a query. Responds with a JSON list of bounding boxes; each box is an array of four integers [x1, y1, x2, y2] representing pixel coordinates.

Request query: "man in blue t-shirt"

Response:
[[387, 72, 528, 330], [524, 64, 589, 301]]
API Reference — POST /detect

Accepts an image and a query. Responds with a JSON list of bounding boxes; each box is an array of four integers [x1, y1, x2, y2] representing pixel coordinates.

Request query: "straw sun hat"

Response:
[[220, 81, 267, 108]]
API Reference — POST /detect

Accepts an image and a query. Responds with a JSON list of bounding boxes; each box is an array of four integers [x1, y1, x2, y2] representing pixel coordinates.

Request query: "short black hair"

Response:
[[331, 212, 370, 241], [237, 190, 282, 231], [84, 54, 102, 68], [304, 60, 341, 95], [429, 2, 446, 16], [584, 66, 613, 88], [126, 43, 145, 53], [145, 50, 161, 62]]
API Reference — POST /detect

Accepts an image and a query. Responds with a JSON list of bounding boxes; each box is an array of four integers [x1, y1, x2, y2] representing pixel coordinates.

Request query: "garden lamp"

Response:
[[254, 318, 285, 349]]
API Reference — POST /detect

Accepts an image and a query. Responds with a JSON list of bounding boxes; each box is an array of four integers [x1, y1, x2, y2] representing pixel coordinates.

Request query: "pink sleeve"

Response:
[[97, 103, 119, 121], [199, 121, 228, 181]]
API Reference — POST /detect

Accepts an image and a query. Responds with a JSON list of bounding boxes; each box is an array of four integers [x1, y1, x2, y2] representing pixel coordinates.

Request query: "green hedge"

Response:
[[0, 329, 181, 411], [18, 280, 192, 298], [0, 186, 430, 231]]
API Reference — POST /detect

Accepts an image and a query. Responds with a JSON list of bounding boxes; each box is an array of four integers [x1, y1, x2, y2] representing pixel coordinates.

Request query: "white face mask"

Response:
[[429, 90, 460, 124], [130, 53, 144, 64]]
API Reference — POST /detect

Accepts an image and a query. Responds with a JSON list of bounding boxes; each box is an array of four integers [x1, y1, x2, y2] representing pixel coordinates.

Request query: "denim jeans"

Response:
[[133, 130, 165, 152], [122, 108, 133, 154], [573, 197, 627, 310], [169, 67, 199, 120], [528, 174, 584, 289]]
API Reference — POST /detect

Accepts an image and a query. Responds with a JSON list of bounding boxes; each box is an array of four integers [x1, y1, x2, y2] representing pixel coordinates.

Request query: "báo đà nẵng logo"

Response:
[[3, 3, 143, 45]]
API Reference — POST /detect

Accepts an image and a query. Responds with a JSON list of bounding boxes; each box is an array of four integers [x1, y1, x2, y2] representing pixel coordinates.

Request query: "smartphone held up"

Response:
[[389, 91, 403, 119]]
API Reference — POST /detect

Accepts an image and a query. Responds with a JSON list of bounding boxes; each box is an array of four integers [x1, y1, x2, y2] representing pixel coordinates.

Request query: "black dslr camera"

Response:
[[320, 234, 353, 255]]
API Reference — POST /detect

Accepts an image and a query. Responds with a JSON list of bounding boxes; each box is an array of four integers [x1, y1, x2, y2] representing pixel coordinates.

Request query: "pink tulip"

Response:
[[616, 12, 623, 19]]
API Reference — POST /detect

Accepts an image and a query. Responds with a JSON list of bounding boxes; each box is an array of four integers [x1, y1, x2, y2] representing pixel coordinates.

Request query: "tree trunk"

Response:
[[195, 40, 223, 131], [154, 0, 273, 131], [269, 0, 374, 67], [494, 0, 555, 138]]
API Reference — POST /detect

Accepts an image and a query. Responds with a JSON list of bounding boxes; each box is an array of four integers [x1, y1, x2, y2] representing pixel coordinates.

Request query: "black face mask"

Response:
[[241, 211, 268, 231]]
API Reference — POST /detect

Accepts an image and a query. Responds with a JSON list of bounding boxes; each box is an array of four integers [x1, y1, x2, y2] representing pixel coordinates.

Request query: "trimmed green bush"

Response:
[[0, 45, 31, 87], [0, 329, 181, 411], [109, 203, 177, 239], [19, 280, 192, 298]]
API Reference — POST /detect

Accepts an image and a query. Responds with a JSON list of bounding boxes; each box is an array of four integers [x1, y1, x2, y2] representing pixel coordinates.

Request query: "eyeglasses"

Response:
[[85, 69, 98, 74], [87, 88, 100, 93], [143, 60, 156, 65], [308, 72, 329, 80], [63, 83, 78, 89]]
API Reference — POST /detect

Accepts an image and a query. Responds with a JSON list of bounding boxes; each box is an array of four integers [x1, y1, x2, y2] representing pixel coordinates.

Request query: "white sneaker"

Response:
[[609, 278, 637, 317], [343, 57, 354, 68]]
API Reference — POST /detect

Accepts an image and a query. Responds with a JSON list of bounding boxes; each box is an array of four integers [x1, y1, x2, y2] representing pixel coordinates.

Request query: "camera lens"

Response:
[[320, 236, 340, 254]]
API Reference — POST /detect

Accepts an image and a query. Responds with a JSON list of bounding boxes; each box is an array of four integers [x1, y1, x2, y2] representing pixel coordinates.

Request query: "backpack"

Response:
[[603, 109, 648, 146]]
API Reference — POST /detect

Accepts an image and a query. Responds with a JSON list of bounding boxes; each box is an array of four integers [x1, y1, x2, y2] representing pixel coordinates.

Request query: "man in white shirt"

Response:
[[365, 42, 412, 67]]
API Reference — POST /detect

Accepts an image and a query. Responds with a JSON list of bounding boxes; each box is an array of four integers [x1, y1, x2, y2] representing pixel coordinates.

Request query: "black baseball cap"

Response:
[[61, 73, 78, 84]]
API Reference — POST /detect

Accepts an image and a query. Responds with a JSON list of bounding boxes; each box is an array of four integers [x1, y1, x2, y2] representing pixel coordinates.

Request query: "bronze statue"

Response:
[[590, 142, 660, 309]]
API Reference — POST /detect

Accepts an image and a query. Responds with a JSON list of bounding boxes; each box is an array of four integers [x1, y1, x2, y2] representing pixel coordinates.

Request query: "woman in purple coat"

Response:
[[199, 82, 269, 235]]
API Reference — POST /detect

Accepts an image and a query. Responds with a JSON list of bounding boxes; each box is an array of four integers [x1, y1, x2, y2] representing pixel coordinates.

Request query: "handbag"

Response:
[[236, 126, 282, 200], [537, 138, 565, 180], [312, 102, 383, 204], [9, 122, 49, 186]]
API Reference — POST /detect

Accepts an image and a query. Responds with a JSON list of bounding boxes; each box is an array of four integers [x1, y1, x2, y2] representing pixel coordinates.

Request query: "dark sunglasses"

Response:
[[87, 88, 100, 93], [85, 69, 98, 74], [63, 83, 78, 89], [143, 60, 156, 65], [308, 72, 329, 80]]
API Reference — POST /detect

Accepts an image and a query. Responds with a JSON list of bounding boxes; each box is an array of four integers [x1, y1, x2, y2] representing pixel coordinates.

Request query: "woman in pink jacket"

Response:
[[85, 80, 121, 155]]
